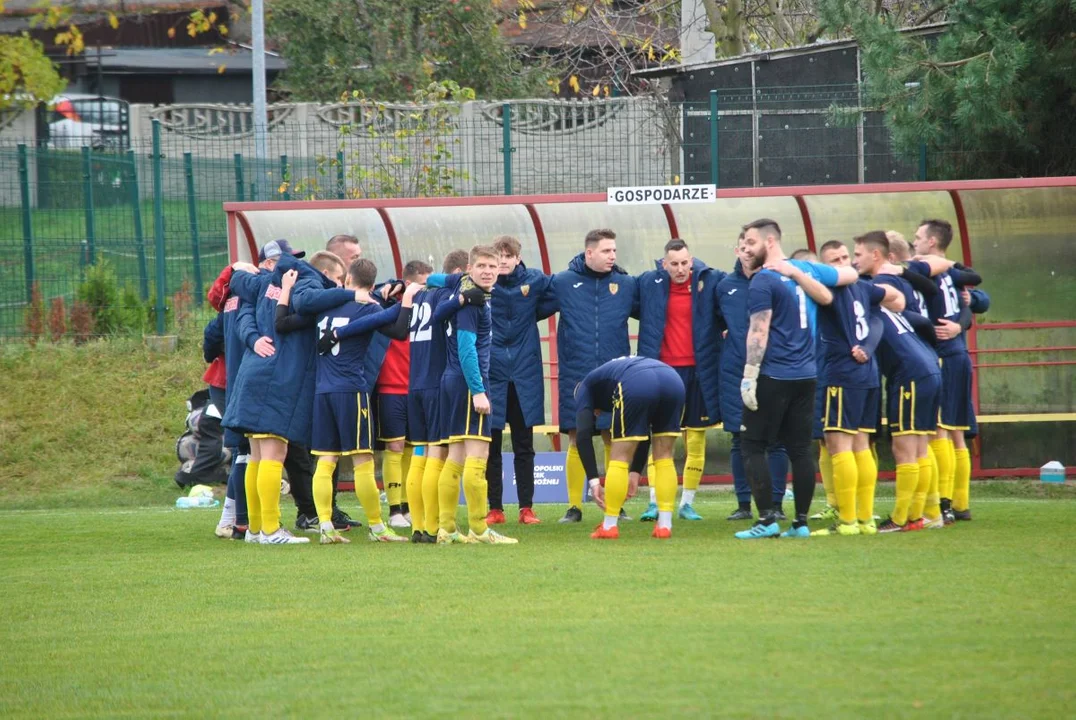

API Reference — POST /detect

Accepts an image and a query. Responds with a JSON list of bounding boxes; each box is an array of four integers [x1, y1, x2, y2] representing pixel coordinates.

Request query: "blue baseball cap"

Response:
[[258, 239, 305, 262]]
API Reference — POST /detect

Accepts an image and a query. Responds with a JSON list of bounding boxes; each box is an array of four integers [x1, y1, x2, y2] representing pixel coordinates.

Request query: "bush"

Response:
[[69, 300, 94, 344], [47, 297, 67, 342], [74, 261, 149, 336], [23, 282, 44, 346]]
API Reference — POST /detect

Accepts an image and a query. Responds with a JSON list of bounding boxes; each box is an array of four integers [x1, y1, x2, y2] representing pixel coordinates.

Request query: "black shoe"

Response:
[[411, 531, 424, 543], [943, 509, 956, 525], [773, 509, 787, 522], [726, 508, 753, 521], [420, 531, 438, 544], [558, 506, 583, 523], [953, 509, 972, 522], [619, 507, 632, 522], [332, 507, 361, 530], [295, 514, 320, 533]]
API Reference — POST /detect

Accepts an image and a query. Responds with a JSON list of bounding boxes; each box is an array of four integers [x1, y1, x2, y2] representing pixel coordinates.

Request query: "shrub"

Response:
[[70, 300, 94, 344], [23, 283, 44, 346], [48, 297, 67, 342]]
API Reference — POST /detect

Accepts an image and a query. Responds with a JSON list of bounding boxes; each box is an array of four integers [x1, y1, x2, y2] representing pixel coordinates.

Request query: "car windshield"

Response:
[[72, 99, 124, 125]]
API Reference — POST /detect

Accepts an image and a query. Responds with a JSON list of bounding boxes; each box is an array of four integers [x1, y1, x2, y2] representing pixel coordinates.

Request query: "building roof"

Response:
[[632, 22, 949, 78], [84, 46, 287, 74]]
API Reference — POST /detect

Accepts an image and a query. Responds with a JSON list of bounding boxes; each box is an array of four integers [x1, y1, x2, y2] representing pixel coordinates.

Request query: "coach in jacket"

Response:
[[546, 228, 638, 523], [485, 236, 554, 526], [635, 239, 725, 520]]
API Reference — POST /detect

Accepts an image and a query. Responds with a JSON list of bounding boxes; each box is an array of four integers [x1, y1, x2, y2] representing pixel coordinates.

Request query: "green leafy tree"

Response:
[[819, 0, 1076, 178], [0, 34, 66, 112], [268, 0, 547, 101]]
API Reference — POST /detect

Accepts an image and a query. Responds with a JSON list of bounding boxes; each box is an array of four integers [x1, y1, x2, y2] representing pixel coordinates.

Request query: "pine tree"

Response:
[[819, 0, 1076, 179]]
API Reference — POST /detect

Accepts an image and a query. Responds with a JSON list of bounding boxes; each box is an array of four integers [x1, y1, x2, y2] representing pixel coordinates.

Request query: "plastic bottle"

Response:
[[1040, 461, 1065, 484], [175, 496, 221, 508]]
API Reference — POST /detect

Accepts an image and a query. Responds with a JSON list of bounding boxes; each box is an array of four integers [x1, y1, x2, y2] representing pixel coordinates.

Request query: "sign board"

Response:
[[607, 184, 717, 206], [457, 451, 568, 505]]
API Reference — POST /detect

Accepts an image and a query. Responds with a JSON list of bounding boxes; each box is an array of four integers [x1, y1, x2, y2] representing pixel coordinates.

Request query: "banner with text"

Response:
[[607, 184, 717, 206]]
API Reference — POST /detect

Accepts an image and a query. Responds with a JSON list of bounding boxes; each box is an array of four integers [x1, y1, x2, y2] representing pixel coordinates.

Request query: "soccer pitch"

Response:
[[2, 489, 1073, 718]]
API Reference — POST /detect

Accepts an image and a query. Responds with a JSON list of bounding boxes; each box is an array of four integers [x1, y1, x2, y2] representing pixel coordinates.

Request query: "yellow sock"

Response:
[[382, 450, 403, 508], [953, 447, 971, 511], [930, 439, 954, 501], [354, 459, 383, 526], [462, 457, 489, 534], [854, 448, 877, 524], [437, 459, 463, 533], [653, 458, 678, 512], [405, 452, 427, 533], [257, 459, 284, 534], [313, 459, 336, 525], [909, 455, 931, 521], [870, 442, 879, 468], [604, 460, 630, 519], [892, 463, 919, 526], [566, 444, 584, 508], [401, 446, 412, 495], [244, 460, 261, 534], [683, 429, 706, 492], [818, 443, 836, 507], [831, 451, 858, 524], [925, 445, 941, 518], [422, 455, 445, 535], [603, 441, 612, 477]]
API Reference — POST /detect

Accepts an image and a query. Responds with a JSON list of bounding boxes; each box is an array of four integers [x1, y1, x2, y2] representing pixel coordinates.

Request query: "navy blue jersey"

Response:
[[446, 281, 492, 380], [315, 301, 398, 394], [408, 286, 453, 391], [818, 280, 885, 388], [907, 261, 967, 358], [872, 274, 942, 384], [575, 356, 670, 415], [747, 262, 838, 380]]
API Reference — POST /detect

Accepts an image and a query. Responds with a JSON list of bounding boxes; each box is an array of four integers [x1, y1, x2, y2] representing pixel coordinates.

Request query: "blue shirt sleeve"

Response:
[[236, 302, 260, 351], [228, 269, 263, 306], [425, 273, 448, 289], [432, 291, 464, 324], [203, 314, 224, 363], [457, 330, 485, 394], [335, 304, 401, 340], [747, 273, 775, 315], [866, 282, 887, 306], [291, 282, 355, 316], [804, 261, 839, 287]]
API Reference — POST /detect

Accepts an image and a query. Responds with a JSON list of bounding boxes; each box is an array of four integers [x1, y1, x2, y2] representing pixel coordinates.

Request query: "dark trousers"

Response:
[[284, 443, 317, 518], [741, 375, 816, 518], [486, 383, 536, 510], [730, 433, 790, 507]]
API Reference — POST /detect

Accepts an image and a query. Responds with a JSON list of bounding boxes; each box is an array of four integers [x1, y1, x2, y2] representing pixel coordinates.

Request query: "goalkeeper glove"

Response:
[[740, 364, 760, 412], [461, 287, 487, 306], [317, 329, 338, 356]]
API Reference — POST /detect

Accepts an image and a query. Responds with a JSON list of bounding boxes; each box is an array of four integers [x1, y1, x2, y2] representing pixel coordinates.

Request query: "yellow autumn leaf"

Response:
[[591, 84, 600, 96], [208, 11, 217, 24], [188, 25, 197, 38], [648, 45, 655, 61], [546, 78, 561, 95], [208, 46, 224, 55], [518, 11, 527, 29], [107, 12, 119, 29], [217, 64, 226, 74], [603, 85, 610, 97], [568, 75, 580, 93], [218, 24, 228, 36]]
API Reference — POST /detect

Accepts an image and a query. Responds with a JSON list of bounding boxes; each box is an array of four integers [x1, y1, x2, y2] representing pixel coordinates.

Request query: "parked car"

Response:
[[46, 94, 129, 150]]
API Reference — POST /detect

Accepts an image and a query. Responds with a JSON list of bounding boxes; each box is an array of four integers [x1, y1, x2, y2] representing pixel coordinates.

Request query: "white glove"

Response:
[[740, 364, 760, 412]]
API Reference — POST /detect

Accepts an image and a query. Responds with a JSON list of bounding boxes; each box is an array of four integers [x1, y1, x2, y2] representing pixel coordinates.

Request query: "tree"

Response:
[[0, 33, 66, 111], [818, 0, 1076, 178], [268, 0, 547, 101]]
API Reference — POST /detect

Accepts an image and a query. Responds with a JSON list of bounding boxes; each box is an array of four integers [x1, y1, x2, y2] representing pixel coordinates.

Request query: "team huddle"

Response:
[[200, 218, 986, 545]]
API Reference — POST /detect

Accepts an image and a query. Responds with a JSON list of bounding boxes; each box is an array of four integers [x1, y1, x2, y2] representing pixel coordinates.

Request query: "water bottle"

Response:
[[175, 496, 220, 508], [1040, 461, 1065, 484]]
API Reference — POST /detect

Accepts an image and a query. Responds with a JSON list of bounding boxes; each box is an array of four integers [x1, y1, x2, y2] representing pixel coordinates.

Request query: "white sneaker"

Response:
[[468, 528, 519, 545], [214, 524, 233, 539], [404, 512, 412, 525], [262, 528, 310, 545], [244, 530, 262, 544], [388, 512, 411, 529], [923, 515, 945, 530]]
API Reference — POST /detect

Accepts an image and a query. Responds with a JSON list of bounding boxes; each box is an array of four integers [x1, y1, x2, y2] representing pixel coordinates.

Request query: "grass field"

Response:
[[2, 486, 1074, 718]]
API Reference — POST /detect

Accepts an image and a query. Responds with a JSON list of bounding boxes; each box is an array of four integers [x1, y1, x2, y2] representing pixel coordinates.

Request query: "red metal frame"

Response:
[[526, 203, 562, 450], [223, 176, 1076, 481]]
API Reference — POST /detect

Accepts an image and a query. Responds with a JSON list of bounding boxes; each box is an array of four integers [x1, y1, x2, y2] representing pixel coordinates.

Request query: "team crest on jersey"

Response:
[[697, 280, 704, 292], [520, 284, 530, 297], [265, 285, 282, 301], [609, 283, 619, 295], [829, 387, 839, 397], [224, 296, 239, 312], [904, 391, 912, 400]]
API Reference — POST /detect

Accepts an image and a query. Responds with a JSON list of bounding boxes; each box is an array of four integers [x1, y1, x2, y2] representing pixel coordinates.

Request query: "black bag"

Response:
[[174, 389, 231, 488]]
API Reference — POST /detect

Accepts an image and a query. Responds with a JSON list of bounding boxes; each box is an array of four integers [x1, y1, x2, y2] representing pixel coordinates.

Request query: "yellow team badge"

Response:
[[609, 283, 619, 295], [520, 284, 530, 297], [829, 387, 839, 397], [904, 391, 912, 400], [361, 407, 369, 418], [697, 280, 704, 292]]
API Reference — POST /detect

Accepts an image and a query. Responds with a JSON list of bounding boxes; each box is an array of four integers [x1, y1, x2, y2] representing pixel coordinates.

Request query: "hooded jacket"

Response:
[[636, 257, 726, 424], [547, 253, 638, 430], [715, 260, 751, 433], [223, 254, 353, 445], [489, 262, 553, 430]]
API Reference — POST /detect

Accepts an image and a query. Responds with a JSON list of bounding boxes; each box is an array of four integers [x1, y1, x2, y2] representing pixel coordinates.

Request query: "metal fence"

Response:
[[0, 88, 1053, 340]]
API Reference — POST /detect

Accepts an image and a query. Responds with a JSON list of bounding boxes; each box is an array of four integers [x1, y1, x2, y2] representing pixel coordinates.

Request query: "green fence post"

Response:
[[151, 120, 167, 335], [81, 146, 96, 267], [501, 103, 512, 195], [280, 154, 290, 200], [336, 150, 345, 199], [709, 89, 719, 187], [127, 149, 149, 301], [17, 144, 35, 303], [919, 142, 928, 181], [184, 152, 203, 306], [234, 153, 245, 201]]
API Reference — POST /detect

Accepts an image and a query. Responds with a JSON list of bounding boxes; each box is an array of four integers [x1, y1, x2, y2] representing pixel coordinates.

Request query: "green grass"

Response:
[[1, 488, 1073, 718]]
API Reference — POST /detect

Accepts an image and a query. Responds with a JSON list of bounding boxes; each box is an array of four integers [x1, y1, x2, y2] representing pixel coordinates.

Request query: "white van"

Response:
[[47, 94, 129, 150]]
